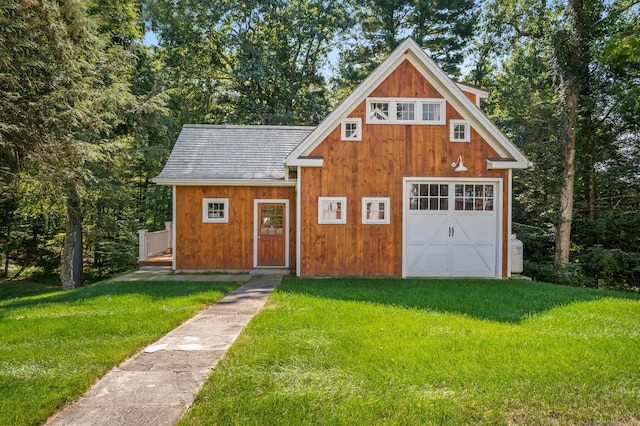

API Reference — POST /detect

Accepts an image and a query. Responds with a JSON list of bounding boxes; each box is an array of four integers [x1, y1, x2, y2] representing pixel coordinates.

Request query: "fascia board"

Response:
[[286, 158, 324, 167], [152, 178, 296, 187]]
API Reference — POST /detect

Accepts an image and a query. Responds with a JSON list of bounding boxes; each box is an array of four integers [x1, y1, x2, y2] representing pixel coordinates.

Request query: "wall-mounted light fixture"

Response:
[[451, 155, 468, 172]]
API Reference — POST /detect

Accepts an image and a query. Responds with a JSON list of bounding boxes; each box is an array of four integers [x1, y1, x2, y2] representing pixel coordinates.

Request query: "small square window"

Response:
[[396, 103, 415, 121], [450, 120, 470, 142], [203, 198, 229, 223], [341, 118, 362, 141], [318, 197, 347, 224], [362, 197, 390, 224]]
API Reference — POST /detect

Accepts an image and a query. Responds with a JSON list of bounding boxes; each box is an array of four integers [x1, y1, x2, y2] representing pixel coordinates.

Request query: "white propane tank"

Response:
[[511, 234, 524, 274]]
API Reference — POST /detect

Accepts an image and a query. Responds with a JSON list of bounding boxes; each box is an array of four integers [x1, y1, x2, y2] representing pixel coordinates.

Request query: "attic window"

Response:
[[450, 120, 470, 142], [367, 98, 446, 124], [203, 198, 228, 223], [341, 118, 362, 141], [369, 102, 390, 122]]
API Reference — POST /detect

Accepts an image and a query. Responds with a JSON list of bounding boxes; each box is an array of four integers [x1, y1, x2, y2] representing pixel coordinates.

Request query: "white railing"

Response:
[[138, 222, 173, 261]]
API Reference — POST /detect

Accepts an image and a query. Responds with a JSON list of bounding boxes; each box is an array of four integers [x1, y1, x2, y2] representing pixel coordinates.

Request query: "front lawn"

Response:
[[0, 279, 240, 426], [182, 278, 640, 425]]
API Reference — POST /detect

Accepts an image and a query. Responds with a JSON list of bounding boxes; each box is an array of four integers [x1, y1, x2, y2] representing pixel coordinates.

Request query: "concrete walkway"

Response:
[[46, 273, 282, 426]]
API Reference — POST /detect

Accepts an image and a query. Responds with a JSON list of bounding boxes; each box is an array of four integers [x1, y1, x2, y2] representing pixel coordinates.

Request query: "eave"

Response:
[[152, 178, 297, 187]]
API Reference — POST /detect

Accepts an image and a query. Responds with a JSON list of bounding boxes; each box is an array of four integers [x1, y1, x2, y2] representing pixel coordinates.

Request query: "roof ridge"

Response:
[[182, 124, 316, 131]]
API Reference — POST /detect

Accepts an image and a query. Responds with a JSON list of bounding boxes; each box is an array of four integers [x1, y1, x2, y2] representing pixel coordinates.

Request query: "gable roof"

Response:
[[286, 37, 531, 169], [154, 125, 314, 185]]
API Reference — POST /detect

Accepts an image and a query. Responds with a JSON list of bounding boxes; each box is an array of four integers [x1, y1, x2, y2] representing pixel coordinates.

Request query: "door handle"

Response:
[[452, 227, 454, 237]]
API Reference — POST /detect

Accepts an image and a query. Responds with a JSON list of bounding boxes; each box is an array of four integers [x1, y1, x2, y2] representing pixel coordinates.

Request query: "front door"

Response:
[[256, 202, 287, 267]]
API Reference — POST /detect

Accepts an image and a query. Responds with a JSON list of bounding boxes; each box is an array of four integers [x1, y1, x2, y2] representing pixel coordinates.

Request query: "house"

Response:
[[153, 37, 532, 278]]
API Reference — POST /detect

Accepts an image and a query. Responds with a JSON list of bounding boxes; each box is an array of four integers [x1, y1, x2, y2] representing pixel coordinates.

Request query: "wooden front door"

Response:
[[256, 202, 287, 267]]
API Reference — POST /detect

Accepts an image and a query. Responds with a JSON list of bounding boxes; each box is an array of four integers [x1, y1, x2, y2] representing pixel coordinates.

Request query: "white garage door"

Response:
[[404, 181, 499, 277]]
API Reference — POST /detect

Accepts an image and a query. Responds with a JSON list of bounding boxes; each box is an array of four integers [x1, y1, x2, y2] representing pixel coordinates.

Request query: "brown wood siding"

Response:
[[175, 186, 296, 271], [300, 59, 510, 277]]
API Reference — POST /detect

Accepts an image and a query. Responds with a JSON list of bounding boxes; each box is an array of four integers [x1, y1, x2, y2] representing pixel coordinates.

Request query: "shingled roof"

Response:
[[154, 125, 314, 184]]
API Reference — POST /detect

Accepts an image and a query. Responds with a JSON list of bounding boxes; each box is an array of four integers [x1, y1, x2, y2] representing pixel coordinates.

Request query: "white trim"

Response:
[[296, 167, 301, 277], [172, 186, 176, 271], [450, 120, 470, 142], [202, 198, 229, 223], [341, 118, 362, 141], [253, 199, 290, 269], [285, 158, 324, 167], [486, 159, 530, 170], [153, 178, 297, 187], [318, 197, 347, 224], [507, 169, 513, 278], [362, 197, 391, 224], [455, 82, 489, 107], [402, 177, 503, 278], [286, 38, 531, 169]]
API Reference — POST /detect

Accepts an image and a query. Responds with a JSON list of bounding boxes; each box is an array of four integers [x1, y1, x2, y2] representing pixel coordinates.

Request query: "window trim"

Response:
[[366, 98, 446, 125], [362, 197, 390, 224], [202, 198, 229, 223], [450, 120, 471, 142], [318, 197, 347, 224], [341, 118, 362, 141]]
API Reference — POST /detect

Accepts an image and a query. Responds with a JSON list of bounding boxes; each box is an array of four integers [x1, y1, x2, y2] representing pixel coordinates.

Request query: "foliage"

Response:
[[181, 278, 640, 425], [0, 278, 239, 426]]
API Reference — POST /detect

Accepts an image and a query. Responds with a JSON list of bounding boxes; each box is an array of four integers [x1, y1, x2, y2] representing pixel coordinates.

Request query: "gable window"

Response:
[[203, 198, 229, 223], [318, 197, 347, 224], [367, 98, 446, 124], [422, 99, 445, 124], [362, 197, 390, 224], [341, 118, 362, 141], [369, 102, 390, 122], [450, 120, 470, 142], [396, 102, 415, 121]]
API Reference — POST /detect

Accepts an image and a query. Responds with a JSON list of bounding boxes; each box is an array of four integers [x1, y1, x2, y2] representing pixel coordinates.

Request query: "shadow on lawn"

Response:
[[0, 280, 240, 317], [277, 277, 640, 323]]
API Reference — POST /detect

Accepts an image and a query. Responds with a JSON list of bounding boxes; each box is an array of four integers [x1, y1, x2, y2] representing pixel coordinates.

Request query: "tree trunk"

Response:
[[60, 188, 83, 290], [556, 85, 578, 265]]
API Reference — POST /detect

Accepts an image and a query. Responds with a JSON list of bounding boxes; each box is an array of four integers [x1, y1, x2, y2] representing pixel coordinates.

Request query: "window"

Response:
[[450, 120, 470, 142], [341, 118, 362, 141], [367, 98, 446, 124], [362, 197, 390, 224], [422, 102, 442, 123], [409, 184, 449, 211], [455, 184, 494, 211], [368, 101, 390, 122], [203, 198, 229, 223], [396, 102, 415, 121], [318, 197, 347, 224]]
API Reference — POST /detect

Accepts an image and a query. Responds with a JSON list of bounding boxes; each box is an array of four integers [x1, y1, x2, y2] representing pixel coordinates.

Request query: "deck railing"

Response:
[[138, 222, 173, 261]]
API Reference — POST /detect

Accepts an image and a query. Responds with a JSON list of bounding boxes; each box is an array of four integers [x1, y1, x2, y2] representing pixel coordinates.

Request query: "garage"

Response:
[[403, 179, 501, 278]]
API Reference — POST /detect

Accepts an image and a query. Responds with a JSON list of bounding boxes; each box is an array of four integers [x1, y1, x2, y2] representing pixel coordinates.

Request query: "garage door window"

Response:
[[409, 183, 448, 211], [455, 184, 494, 211]]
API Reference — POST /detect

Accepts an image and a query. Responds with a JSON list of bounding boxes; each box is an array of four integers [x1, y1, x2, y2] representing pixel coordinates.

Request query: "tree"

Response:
[[146, 0, 353, 125], [332, 0, 477, 96]]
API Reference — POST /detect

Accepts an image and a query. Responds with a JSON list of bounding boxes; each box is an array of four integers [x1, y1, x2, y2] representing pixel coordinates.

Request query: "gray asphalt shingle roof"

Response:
[[154, 125, 315, 182]]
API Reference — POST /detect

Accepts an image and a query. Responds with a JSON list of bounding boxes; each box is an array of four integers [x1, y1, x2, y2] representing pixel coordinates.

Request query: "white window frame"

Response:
[[202, 198, 229, 223], [318, 197, 347, 224], [366, 98, 446, 125], [450, 120, 470, 142], [395, 102, 416, 122], [341, 118, 362, 141], [362, 197, 390, 224]]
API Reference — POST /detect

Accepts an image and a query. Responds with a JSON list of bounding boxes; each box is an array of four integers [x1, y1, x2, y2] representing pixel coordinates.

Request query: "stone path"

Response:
[[45, 273, 282, 426]]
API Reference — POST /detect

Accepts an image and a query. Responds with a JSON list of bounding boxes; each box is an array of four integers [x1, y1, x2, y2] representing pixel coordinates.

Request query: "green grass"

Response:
[[181, 278, 640, 425], [0, 279, 240, 426]]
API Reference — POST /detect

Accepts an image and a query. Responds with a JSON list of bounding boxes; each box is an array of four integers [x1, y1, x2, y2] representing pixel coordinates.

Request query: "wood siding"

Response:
[[175, 186, 295, 271], [300, 59, 509, 277]]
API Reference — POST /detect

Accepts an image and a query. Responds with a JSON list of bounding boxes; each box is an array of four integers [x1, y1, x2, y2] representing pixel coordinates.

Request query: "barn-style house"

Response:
[[153, 37, 531, 278]]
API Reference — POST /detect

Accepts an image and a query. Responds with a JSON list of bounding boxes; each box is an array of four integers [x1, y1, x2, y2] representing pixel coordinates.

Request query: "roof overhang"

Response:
[[487, 158, 533, 170], [286, 156, 324, 167], [152, 178, 296, 187]]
